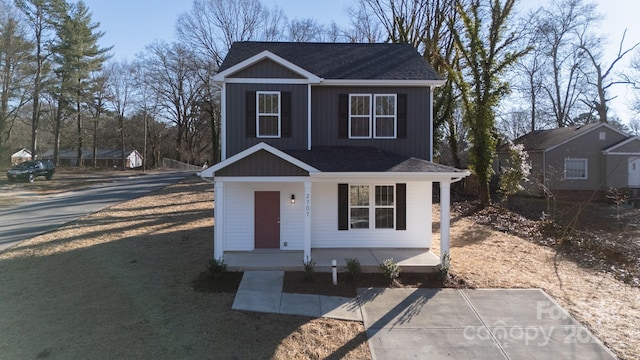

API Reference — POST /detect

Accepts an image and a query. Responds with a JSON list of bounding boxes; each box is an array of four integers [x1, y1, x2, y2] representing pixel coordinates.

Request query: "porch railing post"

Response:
[[214, 181, 225, 260], [303, 181, 312, 262], [439, 181, 451, 263]]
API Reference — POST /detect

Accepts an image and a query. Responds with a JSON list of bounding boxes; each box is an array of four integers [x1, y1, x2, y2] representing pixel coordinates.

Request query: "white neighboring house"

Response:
[[200, 41, 470, 265], [10, 148, 32, 165]]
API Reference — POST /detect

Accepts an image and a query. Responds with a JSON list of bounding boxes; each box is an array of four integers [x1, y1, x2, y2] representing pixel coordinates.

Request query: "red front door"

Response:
[[254, 191, 280, 249]]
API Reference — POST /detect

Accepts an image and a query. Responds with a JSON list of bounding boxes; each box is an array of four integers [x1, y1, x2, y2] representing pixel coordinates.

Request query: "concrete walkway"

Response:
[[233, 272, 617, 360]]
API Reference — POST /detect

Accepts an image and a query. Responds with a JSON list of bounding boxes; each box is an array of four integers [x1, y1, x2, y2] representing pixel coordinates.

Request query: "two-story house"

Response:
[[200, 42, 469, 269]]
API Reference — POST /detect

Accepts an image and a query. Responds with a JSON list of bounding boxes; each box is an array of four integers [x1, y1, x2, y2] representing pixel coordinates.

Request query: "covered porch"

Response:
[[223, 248, 441, 273]]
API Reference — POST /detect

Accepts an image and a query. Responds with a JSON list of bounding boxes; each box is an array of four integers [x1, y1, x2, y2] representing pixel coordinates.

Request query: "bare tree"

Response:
[[579, 30, 640, 123], [534, 0, 602, 127], [87, 67, 108, 167], [176, 0, 269, 66], [140, 41, 206, 163], [343, 3, 385, 43], [105, 60, 135, 170], [287, 18, 325, 42]]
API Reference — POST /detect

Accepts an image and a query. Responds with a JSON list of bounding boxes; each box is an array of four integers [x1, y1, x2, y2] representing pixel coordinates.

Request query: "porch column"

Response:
[[214, 181, 225, 260], [303, 181, 312, 262], [439, 180, 451, 263]]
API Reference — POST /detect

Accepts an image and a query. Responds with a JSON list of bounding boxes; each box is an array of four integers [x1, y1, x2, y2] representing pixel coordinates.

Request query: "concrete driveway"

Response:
[[233, 272, 616, 359], [359, 288, 616, 360]]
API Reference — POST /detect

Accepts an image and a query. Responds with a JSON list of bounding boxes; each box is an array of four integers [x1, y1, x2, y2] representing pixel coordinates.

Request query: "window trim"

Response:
[[373, 94, 397, 139], [256, 91, 281, 138], [348, 94, 372, 139], [348, 184, 396, 230], [564, 158, 588, 179]]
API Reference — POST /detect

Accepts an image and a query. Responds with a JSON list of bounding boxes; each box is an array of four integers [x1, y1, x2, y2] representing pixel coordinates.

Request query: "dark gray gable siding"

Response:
[[226, 83, 308, 157], [311, 86, 431, 160], [215, 150, 309, 177], [228, 58, 305, 79]]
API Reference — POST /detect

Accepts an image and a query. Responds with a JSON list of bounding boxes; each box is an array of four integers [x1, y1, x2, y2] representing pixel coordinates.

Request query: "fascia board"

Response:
[[319, 79, 446, 87], [213, 50, 322, 83]]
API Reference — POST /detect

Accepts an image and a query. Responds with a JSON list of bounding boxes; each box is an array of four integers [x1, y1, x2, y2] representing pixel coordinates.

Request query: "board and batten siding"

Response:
[[226, 83, 309, 157], [311, 86, 432, 160], [223, 182, 306, 251], [228, 59, 305, 79], [311, 181, 432, 248]]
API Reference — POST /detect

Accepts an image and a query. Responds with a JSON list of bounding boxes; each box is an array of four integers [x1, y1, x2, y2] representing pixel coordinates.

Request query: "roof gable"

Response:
[[603, 136, 640, 154], [214, 50, 322, 83], [200, 142, 319, 178], [215, 150, 310, 177], [217, 42, 443, 83], [513, 123, 628, 152]]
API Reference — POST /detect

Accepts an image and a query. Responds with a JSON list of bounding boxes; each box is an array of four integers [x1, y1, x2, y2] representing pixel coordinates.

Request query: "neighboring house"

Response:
[[200, 42, 470, 264], [42, 149, 143, 168], [498, 122, 640, 197], [10, 148, 32, 165]]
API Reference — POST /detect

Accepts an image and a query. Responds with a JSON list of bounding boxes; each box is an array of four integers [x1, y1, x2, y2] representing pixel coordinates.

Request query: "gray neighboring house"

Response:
[[200, 41, 470, 265], [499, 122, 640, 197], [42, 149, 143, 168]]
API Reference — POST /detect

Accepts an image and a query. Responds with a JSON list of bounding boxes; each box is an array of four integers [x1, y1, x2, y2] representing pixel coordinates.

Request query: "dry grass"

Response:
[[0, 176, 369, 359], [432, 204, 640, 360]]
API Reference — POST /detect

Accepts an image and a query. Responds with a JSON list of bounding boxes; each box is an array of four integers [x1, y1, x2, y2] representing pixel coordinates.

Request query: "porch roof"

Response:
[[201, 142, 469, 180]]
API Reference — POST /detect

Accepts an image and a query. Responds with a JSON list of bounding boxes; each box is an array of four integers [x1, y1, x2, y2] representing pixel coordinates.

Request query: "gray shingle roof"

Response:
[[508, 123, 603, 152], [219, 41, 442, 81], [285, 146, 465, 173]]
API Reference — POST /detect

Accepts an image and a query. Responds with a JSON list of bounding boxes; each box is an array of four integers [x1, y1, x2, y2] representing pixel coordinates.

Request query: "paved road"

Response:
[[0, 171, 195, 251]]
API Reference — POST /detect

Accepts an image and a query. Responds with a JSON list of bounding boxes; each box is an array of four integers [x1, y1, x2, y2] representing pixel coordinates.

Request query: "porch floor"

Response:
[[224, 248, 441, 273]]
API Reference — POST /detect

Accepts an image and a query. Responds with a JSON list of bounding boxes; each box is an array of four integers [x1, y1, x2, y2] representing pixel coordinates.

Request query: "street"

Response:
[[0, 171, 194, 251]]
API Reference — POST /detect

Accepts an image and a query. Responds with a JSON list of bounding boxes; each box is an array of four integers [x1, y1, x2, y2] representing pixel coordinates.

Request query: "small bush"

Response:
[[380, 258, 400, 282], [345, 257, 361, 282], [303, 258, 316, 282], [438, 252, 451, 281], [207, 258, 227, 279]]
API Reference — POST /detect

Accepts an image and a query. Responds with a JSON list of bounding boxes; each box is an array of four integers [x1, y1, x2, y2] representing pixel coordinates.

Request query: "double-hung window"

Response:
[[349, 94, 371, 138], [564, 158, 588, 179], [348, 94, 397, 139], [349, 185, 395, 229], [257, 91, 280, 138], [374, 95, 396, 138]]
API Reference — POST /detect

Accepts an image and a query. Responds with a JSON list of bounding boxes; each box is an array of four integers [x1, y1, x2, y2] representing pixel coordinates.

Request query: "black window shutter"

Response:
[[246, 91, 256, 137], [338, 183, 349, 230], [281, 91, 292, 137], [338, 94, 349, 138], [397, 94, 407, 139], [396, 183, 406, 230]]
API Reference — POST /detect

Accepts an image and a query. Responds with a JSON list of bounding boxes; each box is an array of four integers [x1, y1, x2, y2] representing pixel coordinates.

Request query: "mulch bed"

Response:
[[192, 271, 471, 297]]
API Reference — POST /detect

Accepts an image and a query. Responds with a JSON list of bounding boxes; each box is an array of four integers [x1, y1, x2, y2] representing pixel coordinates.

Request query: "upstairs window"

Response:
[[564, 158, 587, 179], [339, 93, 406, 139], [349, 94, 371, 138], [374, 95, 397, 138], [257, 91, 280, 138]]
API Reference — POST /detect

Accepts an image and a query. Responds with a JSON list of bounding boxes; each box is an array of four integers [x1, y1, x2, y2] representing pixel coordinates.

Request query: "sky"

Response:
[[81, 0, 639, 124]]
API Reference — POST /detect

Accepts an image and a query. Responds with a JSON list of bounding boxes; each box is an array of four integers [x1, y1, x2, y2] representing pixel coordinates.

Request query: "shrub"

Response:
[[345, 257, 361, 282], [438, 252, 451, 281], [303, 258, 316, 282], [207, 258, 227, 279], [380, 258, 400, 282]]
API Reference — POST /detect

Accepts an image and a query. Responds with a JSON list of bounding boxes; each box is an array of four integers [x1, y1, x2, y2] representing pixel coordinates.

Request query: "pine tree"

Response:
[[52, 0, 110, 166]]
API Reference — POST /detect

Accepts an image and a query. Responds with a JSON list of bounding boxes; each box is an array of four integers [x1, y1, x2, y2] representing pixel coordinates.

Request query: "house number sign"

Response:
[[305, 193, 311, 217]]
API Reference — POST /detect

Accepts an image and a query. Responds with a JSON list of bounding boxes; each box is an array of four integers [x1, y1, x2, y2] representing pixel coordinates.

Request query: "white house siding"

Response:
[[224, 182, 306, 251], [311, 180, 432, 248]]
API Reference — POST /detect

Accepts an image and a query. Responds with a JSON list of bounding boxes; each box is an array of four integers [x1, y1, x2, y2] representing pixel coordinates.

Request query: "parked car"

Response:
[[6, 160, 55, 183]]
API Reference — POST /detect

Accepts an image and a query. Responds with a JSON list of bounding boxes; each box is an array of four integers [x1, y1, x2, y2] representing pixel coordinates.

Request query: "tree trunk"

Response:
[[76, 100, 82, 167]]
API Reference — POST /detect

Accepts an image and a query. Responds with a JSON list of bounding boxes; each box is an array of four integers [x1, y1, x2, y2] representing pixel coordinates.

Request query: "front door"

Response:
[[629, 157, 640, 187], [254, 191, 280, 249]]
